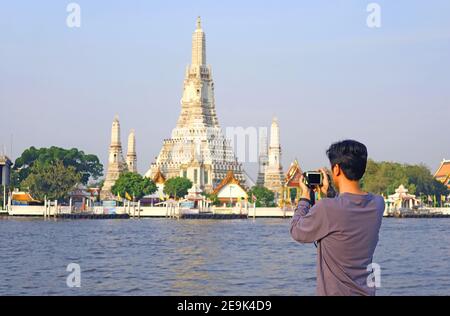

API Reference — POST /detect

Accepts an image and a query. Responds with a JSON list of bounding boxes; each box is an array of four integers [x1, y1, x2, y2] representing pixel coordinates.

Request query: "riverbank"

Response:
[[3, 205, 450, 219], [2, 205, 295, 219]]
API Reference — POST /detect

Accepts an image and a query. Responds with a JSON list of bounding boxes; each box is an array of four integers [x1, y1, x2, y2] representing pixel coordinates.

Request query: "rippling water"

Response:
[[0, 217, 449, 296]]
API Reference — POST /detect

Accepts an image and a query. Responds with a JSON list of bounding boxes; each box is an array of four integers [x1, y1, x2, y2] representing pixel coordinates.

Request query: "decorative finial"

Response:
[[114, 114, 119, 122], [197, 16, 201, 30]]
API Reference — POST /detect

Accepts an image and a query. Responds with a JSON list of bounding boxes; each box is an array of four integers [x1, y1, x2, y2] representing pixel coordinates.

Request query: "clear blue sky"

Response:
[[1, 0, 449, 179]]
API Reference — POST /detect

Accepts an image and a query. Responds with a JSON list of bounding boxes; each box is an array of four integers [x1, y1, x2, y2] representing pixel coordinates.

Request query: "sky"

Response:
[[1, 0, 449, 181]]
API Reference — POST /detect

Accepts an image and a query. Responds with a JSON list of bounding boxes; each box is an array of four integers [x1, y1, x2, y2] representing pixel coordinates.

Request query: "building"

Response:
[[68, 185, 100, 210], [261, 118, 285, 195], [213, 171, 248, 206], [145, 17, 245, 193], [101, 116, 131, 200], [280, 159, 304, 206], [126, 129, 137, 173], [385, 184, 421, 212], [152, 169, 166, 199], [256, 117, 285, 193], [0, 155, 12, 187], [434, 159, 450, 189]]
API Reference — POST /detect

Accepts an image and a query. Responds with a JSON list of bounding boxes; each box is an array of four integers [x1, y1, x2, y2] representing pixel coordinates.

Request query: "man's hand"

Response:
[[299, 175, 311, 200], [320, 168, 330, 196]]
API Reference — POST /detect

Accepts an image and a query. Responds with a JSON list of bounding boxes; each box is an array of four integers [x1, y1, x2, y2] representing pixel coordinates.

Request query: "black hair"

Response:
[[326, 140, 368, 181]]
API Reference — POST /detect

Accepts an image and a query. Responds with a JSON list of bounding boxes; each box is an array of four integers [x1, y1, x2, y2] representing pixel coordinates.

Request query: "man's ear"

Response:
[[333, 165, 341, 177]]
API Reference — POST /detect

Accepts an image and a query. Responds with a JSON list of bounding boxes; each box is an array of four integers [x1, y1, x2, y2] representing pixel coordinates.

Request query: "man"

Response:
[[290, 140, 384, 296]]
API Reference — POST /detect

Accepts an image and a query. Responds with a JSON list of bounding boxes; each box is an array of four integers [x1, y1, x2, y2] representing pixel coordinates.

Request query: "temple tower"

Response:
[[145, 17, 245, 193], [101, 116, 127, 200], [126, 129, 137, 173], [264, 117, 284, 194]]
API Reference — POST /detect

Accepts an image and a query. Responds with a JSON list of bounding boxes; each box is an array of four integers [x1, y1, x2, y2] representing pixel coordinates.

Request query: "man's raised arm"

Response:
[[290, 198, 331, 244]]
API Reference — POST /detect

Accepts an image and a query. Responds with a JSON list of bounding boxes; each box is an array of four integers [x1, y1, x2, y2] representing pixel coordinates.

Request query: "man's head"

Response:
[[326, 140, 368, 190]]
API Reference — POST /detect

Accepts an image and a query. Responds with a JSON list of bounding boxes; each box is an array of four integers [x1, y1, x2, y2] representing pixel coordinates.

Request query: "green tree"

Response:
[[361, 159, 448, 197], [163, 177, 193, 200], [362, 160, 409, 195], [248, 186, 275, 207], [111, 173, 157, 200], [21, 161, 81, 202], [13, 146, 103, 186]]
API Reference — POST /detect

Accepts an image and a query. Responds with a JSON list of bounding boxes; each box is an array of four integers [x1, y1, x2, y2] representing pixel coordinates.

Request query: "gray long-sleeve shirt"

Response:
[[290, 193, 385, 296]]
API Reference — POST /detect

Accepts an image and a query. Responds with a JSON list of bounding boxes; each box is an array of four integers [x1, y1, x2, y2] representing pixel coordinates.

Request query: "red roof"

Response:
[[434, 160, 450, 178]]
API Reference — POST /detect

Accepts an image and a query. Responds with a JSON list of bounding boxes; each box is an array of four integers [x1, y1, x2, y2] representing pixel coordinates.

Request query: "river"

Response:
[[0, 217, 448, 295]]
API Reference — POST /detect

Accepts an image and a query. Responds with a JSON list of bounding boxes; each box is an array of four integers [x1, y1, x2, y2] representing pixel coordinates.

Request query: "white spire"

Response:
[[192, 16, 206, 66], [126, 129, 137, 173], [270, 117, 280, 148], [127, 129, 136, 154], [111, 115, 121, 146], [101, 115, 126, 200], [264, 116, 284, 194]]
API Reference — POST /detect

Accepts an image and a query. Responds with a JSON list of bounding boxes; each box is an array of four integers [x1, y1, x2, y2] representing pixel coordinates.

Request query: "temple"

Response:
[[257, 117, 285, 195], [145, 17, 245, 193], [101, 116, 136, 200]]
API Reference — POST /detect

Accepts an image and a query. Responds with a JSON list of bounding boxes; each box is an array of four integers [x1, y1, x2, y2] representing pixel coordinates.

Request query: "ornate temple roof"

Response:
[[213, 171, 246, 195], [152, 169, 166, 184], [434, 160, 450, 188], [284, 160, 303, 188], [434, 160, 450, 178]]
